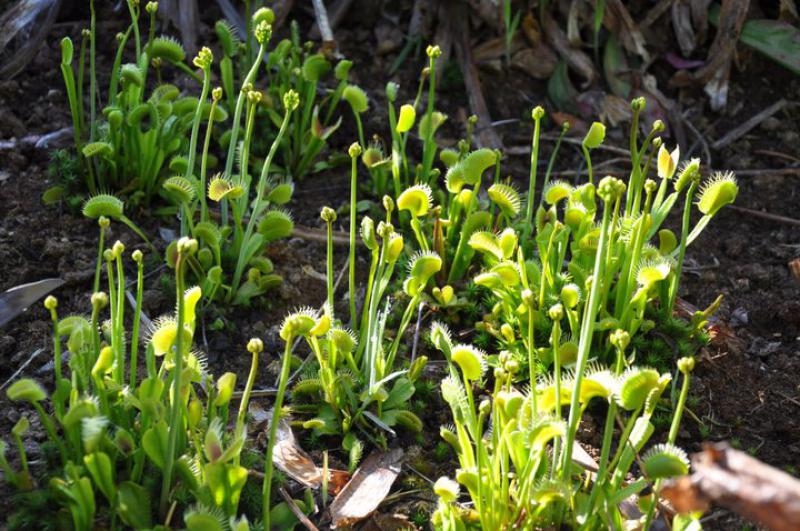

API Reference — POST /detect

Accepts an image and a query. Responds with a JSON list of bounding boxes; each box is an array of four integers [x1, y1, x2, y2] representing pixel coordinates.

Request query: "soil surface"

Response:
[[1, 1, 799, 529]]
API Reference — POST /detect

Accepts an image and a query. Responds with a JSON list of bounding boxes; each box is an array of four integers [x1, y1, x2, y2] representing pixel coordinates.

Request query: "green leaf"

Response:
[[710, 3, 800, 75], [383, 377, 415, 410], [547, 61, 578, 111], [6, 378, 47, 403], [204, 462, 248, 516], [117, 481, 152, 529], [381, 409, 423, 432], [603, 35, 631, 98], [142, 420, 169, 469], [84, 452, 115, 503], [42, 186, 65, 205], [267, 183, 294, 205]]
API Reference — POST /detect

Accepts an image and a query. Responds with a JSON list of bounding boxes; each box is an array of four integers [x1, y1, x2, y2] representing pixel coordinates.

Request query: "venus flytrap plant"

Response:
[[226, 89, 299, 305], [213, 13, 349, 182], [3, 233, 282, 527], [421, 45, 443, 182], [165, 31, 299, 308], [581, 120, 606, 185], [432, 322, 687, 529], [288, 204, 436, 462], [343, 85, 369, 149], [53, 1, 224, 207], [430, 98, 736, 529], [263, 310, 324, 530]]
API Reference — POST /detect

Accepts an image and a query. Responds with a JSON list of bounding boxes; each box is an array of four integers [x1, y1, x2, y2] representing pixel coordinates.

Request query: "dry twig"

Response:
[[662, 443, 800, 530], [712, 99, 789, 150]]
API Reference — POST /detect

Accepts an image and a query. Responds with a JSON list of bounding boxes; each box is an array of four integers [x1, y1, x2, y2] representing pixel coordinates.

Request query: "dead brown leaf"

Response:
[[473, 35, 525, 64], [511, 45, 558, 79], [673, 0, 750, 110], [789, 258, 800, 285], [361, 513, 417, 531], [521, 11, 543, 47], [329, 449, 404, 528], [252, 404, 350, 495], [672, 1, 698, 56], [0, 0, 61, 79], [551, 111, 588, 135], [542, 10, 597, 84], [600, 94, 633, 126], [603, 0, 650, 61]]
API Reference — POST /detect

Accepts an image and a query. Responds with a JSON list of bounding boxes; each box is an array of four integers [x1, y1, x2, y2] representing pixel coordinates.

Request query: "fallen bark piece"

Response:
[[0, 0, 61, 79], [789, 258, 800, 285], [662, 443, 800, 530], [329, 449, 404, 528]]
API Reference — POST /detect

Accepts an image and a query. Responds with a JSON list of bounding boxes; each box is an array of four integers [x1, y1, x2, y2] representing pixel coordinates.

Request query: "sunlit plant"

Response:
[[0, 232, 287, 528], [54, 1, 222, 206], [428, 95, 736, 529], [287, 153, 440, 467], [163, 19, 299, 307], [214, 12, 351, 181]]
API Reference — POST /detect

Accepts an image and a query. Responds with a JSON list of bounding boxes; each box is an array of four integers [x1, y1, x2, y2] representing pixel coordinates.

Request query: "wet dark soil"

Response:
[[1, 1, 799, 529]]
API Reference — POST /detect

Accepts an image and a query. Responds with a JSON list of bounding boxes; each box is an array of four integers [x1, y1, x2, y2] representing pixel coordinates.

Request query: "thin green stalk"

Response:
[[90, 302, 101, 388], [228, 104, 295, 301], [222, 41, 267, 223], [199, 95, 219, 223], [421, 48, 440, 181], [126, 0, 141, 60], [550, 315, 562, 475], [12, 431, 29, 482], [586, 342, 626, 513], [130, 253, 144, 388], [45, 301, 63, 418], [323, 214, 335, 310], [625, 102, 643, 216], [77, 32, 88, 137], [114, 251, 126, 385], [353, 113, 365, 150], [89, 0, 97, 142], [233, 99, 258, 235], [263, 334, 295, 530], [93, 221, 107, 294], [358, 247, 380, 335], [184, 61, 212, 195], [667, 181, 699, 316], [160, 247, 188, 517], [348, 149, 359, 327], [582, 144, 594, 185], [643, 361, 693, 529], [561, 192, 613, 478], [525, 108, 543, 235], [541, 122, 569, 204], [235, 344, 260, 464]]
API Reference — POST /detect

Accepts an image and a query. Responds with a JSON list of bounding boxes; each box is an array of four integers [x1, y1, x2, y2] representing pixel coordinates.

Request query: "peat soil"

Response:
[[1, 1, 799, 528]]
